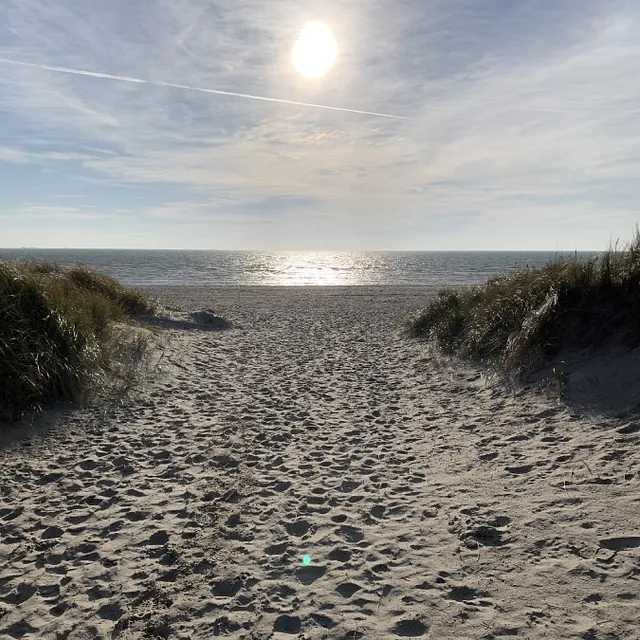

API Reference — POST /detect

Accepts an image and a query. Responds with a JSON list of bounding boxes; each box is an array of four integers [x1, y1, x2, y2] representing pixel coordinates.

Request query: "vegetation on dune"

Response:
[[0, 259, 161, 424], [406, 227, 640, 376]]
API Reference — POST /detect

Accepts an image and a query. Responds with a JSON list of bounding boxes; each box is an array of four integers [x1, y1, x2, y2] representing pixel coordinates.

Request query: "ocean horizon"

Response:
[[0, 248, 600, 287]]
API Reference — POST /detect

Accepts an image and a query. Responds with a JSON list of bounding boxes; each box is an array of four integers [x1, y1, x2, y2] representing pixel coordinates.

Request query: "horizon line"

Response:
[[0, 247, 605, 253]]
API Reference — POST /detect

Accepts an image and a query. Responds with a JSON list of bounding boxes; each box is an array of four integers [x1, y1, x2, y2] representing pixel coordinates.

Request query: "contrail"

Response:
[[0, 57, 409, 120]]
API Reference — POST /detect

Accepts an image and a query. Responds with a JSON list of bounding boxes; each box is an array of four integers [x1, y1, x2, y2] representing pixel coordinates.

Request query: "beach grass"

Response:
[[406, 227, 640, 376], [0, 258, 161, 424]]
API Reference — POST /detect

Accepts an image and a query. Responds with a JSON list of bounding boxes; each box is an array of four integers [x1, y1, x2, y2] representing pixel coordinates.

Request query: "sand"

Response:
[[0, 286, 638, 639]]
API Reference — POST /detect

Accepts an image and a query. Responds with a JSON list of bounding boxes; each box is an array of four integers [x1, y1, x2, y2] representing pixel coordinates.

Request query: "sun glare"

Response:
[[292, 22, 338, 79]]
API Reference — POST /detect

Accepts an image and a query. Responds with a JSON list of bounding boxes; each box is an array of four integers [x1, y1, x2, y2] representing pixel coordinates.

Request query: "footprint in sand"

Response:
[[336, 525, 365, 543], [78, 459, 100, 471], [446, 585, 492, 602], [41, 525, 64, 540], [328, 548, 351, 563], [2, 621, 40, 636], [211, 577, 244, 597], [97, 602, 125, 621], [340, 479, 361, 492], [505, 463, 534, 474], [309, 612, 337, 629], [273, 614, 302, 634], [144, 530, 170, 546], [285, 519, 311, 537], [391, 619, 429, 637], [265, 541, 289, 555], [336, 582, 361, 598], [296, 564, 326, 585], [2, 583, 37, 605], [370, 504, 386, 519], [599, 536, 640, 551]]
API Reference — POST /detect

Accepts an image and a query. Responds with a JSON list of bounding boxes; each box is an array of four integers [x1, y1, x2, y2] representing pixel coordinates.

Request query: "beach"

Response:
[[1, 286, 638, 639]]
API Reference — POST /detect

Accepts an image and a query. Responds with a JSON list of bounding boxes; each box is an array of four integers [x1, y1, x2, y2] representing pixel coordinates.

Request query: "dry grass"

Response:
[[0, 258, 161, 424], [406, 226, 640, 378]]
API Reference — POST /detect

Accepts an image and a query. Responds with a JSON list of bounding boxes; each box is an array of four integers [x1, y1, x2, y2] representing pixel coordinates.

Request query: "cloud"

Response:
[[0, 57, 408, 120], [0, 204, 117, 220], [1, 0, 639, 249], [0, 146, 95, 164]]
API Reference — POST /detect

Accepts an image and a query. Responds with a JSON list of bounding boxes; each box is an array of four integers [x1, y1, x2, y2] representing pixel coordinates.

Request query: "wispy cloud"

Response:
[[0, 57, 409, 120], [1, 0, 639, 249], [0, 204, 117, 220]]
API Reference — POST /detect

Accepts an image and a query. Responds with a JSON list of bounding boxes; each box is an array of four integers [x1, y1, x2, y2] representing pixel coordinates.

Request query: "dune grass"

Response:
[[406, 228, 640, 377], [0, 258, 161, 424]]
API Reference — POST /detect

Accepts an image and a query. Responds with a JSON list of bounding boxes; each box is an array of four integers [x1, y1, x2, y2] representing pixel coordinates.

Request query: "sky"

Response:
[[0, 0, 639, 251]]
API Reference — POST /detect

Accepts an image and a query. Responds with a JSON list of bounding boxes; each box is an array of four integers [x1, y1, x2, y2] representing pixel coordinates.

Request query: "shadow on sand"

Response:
[[136, 309, 232, 332], [524, 346, 640, 420]]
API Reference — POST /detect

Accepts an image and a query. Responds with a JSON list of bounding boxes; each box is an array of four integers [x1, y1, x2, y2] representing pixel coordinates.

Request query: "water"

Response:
[[0, 249, 600, 287]]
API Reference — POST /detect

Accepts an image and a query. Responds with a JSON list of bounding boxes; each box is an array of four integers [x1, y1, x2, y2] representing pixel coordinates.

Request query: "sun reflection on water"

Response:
[[261, 251, 363, 285]]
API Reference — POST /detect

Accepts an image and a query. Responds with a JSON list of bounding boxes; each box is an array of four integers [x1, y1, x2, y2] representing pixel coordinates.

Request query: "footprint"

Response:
[[336, 525, 365, 543], [37, 583, 60, 600], [599, 537, 640, 551], [350, 597, 376, 612], [49, 602, 68, 617], [296, 565, 326, 585], [97, 602, 124, 620], [211, 577, 243, 597], [488, 515, 511, 527], [462, 525, 507, 547], [447, 586, 490, 602], [328, 548, 351, 563], [371, 563, 390, 574], [370, 505, 386, 519], [617, 424, 640, 435], [79, 459, 100, 471], [265, 542, 288, 555], [308, 612, 336, 629], [392, 619, 428, 637], [340, 480, 361, 493], [337, 582, 361, 598], [275, 584, 297, 599], [41, 526, 64, 540], [2, 583, 37, 605], [274, 614, 301, 634], [285, 520, 311, 537], [2, 621, 40, 635], [415, 581, 436, 590], [145, 530, 170, 546], [124, 510, 149, 522], [505, 464, 534, 474], [65, 512, 92, 525]]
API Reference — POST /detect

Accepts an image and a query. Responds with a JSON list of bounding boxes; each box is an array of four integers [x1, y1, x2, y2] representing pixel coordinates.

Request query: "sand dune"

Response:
[[1, 286, 638, 639]]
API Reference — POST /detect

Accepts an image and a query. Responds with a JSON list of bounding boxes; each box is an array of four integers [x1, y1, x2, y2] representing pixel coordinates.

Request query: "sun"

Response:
[[292, 22, 338, 79]]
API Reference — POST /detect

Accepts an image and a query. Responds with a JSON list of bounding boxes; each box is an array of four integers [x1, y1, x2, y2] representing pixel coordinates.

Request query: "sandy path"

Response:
[[1, 286, 638, 639]]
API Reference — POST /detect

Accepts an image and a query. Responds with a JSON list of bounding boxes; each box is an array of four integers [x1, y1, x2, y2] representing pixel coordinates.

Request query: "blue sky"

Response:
[[0, 0, 639, 250]]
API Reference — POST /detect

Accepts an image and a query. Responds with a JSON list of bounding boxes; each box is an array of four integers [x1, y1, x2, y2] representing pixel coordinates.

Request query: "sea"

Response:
[[0, 249, 600, 287]]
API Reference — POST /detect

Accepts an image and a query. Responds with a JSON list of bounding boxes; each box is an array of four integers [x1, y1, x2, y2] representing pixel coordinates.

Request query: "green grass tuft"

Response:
[[406, 226, 640, 376], [0, 259, 161, 423]]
